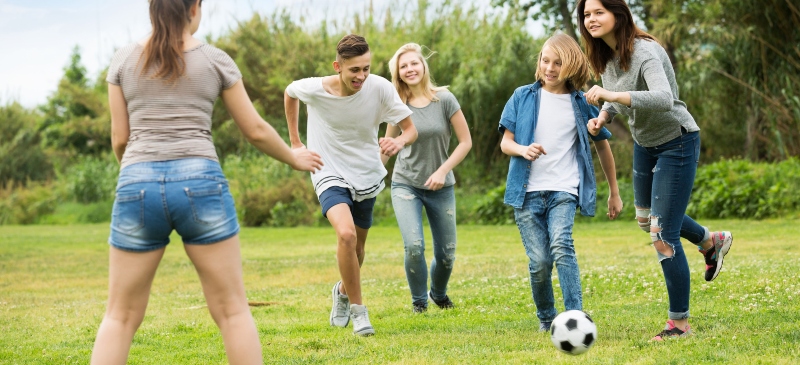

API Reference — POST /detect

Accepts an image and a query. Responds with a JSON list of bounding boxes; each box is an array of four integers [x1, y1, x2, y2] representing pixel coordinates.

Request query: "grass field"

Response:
[[1, 220, 799, 364]]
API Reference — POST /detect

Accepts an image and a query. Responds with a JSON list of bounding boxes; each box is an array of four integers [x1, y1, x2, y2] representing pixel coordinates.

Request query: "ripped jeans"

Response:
[[391, 182, 457, 305], [514, 191, 581, 323], [633, 130, 707, 320]]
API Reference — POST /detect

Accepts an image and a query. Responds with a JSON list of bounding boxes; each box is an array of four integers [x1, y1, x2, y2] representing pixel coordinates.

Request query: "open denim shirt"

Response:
[[498, 81, 612, 216]]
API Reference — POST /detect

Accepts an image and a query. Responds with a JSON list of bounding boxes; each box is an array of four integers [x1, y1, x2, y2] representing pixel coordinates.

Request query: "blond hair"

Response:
[[388, 43, 448, 103], [535, 34, 591, 91]]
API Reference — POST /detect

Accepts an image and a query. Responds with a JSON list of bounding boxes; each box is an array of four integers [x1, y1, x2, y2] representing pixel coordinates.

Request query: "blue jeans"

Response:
[[391, 182, 457, 306], [513, 191, 581, 323], [109, 158, 240, 252], [633, 131, 706, 320]]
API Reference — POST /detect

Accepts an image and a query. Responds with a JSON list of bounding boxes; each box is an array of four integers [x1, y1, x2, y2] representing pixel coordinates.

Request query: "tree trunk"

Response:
[[558, 0, 578, 41]]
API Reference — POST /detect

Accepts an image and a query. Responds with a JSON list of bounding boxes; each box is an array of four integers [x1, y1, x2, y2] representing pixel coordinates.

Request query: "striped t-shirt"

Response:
[[106, 43, 242, 168]]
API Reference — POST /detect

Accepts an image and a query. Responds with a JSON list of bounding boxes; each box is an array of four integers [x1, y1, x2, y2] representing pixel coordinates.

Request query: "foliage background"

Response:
[[1, 0, 798, 225]]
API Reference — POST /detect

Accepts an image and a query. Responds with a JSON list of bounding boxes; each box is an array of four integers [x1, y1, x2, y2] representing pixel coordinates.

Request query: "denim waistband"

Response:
[[117, 158, 226, 187]]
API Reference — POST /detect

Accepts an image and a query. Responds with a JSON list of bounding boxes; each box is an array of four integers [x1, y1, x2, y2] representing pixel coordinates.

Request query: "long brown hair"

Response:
[[577, 0, 658, 75], [140, 0, 199, 83]]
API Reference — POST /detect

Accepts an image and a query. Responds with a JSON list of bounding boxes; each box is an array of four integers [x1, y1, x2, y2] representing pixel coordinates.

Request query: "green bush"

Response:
[[0, 182, 58, 225], [62, 155, 118, 204], [223, 155, 320, 227], [469, 184, 514, 225], [688, 158, 800, 219]]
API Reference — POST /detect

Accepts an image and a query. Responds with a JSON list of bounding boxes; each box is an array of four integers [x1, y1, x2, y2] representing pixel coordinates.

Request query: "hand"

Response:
[[587, 117, 606, 136], [379, 137, 405, 157], [424, 171, 447, 191], [290, 146, 323, 173], [607, 193, 623, 220], [519, 143, 546, 161], [585, 85, 611, 106]]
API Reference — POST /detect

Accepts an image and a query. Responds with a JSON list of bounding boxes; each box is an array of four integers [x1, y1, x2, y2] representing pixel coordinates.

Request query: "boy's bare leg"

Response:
[[326, 203, 367, 305]]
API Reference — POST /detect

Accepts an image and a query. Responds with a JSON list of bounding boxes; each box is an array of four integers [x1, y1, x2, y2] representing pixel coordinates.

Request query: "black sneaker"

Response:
[[412, 301, 428, 313], [428, 291, 454, 309], [539, 321, 551, 332], [651, 320, 691, 341], [701, 231, 733, 282]]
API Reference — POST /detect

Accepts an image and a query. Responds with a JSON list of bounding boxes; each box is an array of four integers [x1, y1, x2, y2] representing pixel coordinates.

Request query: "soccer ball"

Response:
[[550, 310, 597, 355]]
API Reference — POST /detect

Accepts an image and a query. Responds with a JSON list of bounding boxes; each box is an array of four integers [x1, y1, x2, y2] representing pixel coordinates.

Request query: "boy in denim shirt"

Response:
[[498, 34, 622, 331]]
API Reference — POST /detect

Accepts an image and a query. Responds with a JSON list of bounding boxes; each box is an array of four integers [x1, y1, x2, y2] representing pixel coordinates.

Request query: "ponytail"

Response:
[[140, 0, 198, 83]]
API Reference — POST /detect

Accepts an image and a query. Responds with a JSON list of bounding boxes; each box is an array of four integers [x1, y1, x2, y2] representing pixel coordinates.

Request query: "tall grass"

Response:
[[1, 220, 799, 364]]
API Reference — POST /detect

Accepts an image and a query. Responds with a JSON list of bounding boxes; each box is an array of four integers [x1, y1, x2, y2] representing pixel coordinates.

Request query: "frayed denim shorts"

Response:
[[108, 158, 239, 252]]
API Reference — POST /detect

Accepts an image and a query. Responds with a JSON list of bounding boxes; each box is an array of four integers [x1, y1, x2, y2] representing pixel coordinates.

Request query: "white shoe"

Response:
[[330, 281, 350, 327], [350, 304, 375, 336]]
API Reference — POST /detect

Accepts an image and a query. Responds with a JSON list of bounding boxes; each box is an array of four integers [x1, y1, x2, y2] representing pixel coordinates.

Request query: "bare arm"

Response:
[[284, 90, 304, 148], [594, 139, 622, 219], [379, 115, 417, 157], [381, 123, 401, 165], [587, 110, 613, 136], [425, 110, 472, 190], [499, 129, 546, 160], [108, 84, 129, 164], [222, 80, 322, 172]]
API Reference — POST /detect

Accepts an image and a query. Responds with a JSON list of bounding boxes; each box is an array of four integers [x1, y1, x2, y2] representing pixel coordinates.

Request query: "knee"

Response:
[[648, 216, 674, 258], [104, 307, 145, 331], [405, 239, 424, 258], [528, 259, 553, 277], [636, 208, 651, 233], [336, 228, 357, 248]]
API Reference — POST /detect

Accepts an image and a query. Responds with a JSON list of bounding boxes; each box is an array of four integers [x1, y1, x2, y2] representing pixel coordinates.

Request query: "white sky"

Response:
[[0, 0, 531, 108]]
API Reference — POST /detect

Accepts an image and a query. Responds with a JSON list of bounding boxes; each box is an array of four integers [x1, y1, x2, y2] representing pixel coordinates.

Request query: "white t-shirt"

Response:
[[527, 89, 580, 195], [286, 75, 413, 201]]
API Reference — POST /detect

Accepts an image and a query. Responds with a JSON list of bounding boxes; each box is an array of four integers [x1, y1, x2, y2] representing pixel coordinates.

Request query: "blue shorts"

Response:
[[108, 158, 240, 252], [319, 186, 376, 229]]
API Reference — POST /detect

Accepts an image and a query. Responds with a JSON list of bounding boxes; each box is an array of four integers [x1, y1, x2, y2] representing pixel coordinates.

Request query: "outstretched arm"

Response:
[[221, 80, 322, 172], [594, 139, 622, 219]]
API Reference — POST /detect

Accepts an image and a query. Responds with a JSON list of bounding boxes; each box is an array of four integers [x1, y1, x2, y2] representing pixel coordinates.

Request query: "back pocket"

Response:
[[112, 190, 145, 233], [185, 183, 226, 225]]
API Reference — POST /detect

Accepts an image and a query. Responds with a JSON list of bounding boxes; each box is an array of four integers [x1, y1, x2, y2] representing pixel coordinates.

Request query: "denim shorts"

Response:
[[108, 158, 240, 252], [319, 186, 376, 229]]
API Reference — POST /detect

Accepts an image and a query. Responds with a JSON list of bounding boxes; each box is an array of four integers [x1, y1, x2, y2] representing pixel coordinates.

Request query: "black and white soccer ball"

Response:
[[550, 310, 597, 355]]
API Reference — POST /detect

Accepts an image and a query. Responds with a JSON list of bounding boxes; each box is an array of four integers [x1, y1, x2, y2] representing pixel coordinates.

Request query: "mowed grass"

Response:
[[1, 220, 799, 364]]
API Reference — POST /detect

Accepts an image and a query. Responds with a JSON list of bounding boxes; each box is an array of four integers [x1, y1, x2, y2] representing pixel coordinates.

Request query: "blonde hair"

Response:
[[535, 34, 591, 91], [388, 43, 448, 103]]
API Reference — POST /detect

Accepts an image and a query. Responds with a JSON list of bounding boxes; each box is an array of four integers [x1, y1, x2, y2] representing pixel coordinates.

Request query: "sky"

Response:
[[0, 0, 522, 108]]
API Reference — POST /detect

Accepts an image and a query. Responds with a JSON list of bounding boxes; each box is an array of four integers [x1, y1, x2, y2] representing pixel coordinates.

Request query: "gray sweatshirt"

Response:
[[601, 38, 699, 147]]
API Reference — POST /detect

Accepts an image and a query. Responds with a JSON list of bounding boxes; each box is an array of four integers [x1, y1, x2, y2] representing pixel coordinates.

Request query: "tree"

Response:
[[38, 46, 110, 158], [492, 0, 578, 40]]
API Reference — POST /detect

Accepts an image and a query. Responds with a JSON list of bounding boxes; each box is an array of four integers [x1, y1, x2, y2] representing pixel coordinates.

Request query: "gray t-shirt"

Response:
[[107, 43, 242, 169], [600, 38, 699, 147], [392, 90, 461, 189]]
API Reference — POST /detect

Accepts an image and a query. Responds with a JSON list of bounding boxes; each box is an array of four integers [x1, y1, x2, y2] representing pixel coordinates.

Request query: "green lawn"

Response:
[[1, 220, 799, 364]]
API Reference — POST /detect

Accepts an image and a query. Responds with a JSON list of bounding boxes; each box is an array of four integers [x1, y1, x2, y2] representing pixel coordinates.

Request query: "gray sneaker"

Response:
[[350, 304, 375, 336], [330, 281, 350, 327]]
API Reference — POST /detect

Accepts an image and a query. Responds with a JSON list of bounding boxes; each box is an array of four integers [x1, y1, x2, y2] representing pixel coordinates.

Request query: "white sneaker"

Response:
[[330, 281, 350, 327], [350, 304, 375, 336]]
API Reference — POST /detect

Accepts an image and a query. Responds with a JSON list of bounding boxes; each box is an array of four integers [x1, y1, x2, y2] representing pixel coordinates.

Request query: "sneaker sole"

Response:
[[330, 282, 349, 327], [353, 326, 375, 336], [708, 233, 733, 282]]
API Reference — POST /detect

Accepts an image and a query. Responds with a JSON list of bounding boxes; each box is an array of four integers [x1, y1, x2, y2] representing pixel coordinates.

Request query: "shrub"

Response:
[[62, 155, 118, 204], [223, 155, 320, 227], [0, 182, 58, 225], [469, 184, 515, 225], [688, 158, 800, 219]]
